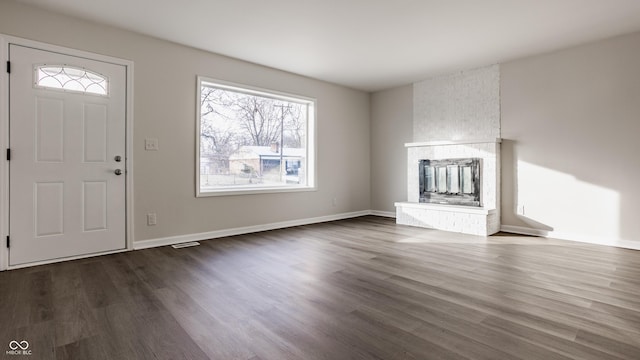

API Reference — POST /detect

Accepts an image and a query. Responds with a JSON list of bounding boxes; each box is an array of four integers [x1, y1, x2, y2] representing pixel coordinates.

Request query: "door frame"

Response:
[[0, 35, 135, 270]]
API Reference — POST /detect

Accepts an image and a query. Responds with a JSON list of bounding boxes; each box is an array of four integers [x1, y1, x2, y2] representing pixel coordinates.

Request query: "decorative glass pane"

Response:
[[425, 166, 435, 192], [447, 165, 459, 193], [35, 65, 108, 96], [437, 167, 447, 193], [461, 166, 473, 193]]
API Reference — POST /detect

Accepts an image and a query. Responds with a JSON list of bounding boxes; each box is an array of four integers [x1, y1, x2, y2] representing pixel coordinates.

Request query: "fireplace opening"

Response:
[[419, 158, 480, 206]]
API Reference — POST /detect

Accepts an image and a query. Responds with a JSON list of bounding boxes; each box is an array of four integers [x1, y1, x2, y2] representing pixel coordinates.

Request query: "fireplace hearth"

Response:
[[419, 158, 480, 207]]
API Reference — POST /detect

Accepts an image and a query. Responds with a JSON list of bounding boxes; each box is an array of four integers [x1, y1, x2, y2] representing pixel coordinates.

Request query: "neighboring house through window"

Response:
[[196, 77, 316, 196]]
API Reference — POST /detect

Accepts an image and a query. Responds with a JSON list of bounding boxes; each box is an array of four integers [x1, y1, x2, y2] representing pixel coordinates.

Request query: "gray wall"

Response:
[[501, 31, 640, 247], [0, 1, 371, 242], [370, 85, 413, 213]]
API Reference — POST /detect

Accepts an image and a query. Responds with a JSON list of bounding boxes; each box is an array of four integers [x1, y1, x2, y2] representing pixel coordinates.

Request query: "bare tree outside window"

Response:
[[197, 78, 315, 196]]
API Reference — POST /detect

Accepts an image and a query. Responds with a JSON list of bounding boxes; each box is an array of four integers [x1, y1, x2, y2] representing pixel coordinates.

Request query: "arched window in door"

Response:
[[35, 65, 108, 96]]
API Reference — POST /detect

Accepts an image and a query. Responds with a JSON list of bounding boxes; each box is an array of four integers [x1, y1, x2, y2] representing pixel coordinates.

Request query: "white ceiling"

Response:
[[15, 0, 640, 92]]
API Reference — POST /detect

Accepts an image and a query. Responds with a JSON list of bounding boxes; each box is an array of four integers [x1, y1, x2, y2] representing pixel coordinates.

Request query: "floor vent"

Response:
[[171, 241, 200, 249]]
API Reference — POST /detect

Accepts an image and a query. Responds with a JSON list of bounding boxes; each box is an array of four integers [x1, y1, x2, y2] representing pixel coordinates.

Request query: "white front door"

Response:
[[9, 44, 127, 266]]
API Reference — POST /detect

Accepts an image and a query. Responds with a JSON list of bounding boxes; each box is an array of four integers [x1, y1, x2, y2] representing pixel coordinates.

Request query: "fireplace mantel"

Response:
[[405, 138, 502, 148]]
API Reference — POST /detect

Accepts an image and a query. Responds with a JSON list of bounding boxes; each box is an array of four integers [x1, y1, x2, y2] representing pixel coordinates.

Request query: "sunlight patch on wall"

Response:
[[516, 161, 620, 239]]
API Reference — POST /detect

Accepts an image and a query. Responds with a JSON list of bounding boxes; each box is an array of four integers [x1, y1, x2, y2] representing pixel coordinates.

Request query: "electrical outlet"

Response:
[[516, 204, 525, 216], [332, 197, 337, 206], [145, 138, 159, 151], [147, 213, 157, 226]]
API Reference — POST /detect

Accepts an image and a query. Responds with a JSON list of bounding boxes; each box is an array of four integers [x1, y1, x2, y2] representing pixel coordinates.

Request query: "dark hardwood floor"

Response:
[[1, 216, 640, 359]]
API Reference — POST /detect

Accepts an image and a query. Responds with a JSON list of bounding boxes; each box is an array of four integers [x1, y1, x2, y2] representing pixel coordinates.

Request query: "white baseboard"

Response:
[[137, 213, 640, 252], [134, 210, 371, 250], [500, 225, 640, 251], [500, 225, 550, 237], [370, 210, 396, 218]]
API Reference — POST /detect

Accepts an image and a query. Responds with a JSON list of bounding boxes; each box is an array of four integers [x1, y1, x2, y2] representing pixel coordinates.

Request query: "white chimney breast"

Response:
[[413, 64, 500, 142]]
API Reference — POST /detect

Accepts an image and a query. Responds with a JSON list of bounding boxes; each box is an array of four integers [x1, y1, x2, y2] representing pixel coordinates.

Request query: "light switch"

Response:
[[145, 138, 159, 151]]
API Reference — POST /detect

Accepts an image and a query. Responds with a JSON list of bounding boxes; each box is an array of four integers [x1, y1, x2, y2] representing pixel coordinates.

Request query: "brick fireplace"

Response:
[[395, 64, 501, 236]]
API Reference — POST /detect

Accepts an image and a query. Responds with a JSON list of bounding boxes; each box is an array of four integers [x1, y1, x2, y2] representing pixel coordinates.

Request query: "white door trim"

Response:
[[0, 35, 134, 270]]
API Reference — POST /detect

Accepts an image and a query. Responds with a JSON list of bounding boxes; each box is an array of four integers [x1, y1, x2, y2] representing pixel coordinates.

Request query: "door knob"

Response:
[[114, 155, 122, 162], [114, 169, 122, 175]]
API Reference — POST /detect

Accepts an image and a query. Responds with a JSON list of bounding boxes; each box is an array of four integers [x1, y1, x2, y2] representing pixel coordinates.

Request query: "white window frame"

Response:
[[195, 76, 316, 197]]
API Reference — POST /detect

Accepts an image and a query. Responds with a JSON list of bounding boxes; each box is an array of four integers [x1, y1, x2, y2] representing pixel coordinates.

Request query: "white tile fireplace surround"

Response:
[[396, 138, 501, 236]]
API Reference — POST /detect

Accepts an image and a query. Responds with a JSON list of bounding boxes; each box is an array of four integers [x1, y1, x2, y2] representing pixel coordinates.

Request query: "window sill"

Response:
[[197, 185, 317, 197]]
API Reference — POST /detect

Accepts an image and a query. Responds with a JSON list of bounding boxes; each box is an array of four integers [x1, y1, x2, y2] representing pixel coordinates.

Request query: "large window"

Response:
[[196, 77, 316, 196]]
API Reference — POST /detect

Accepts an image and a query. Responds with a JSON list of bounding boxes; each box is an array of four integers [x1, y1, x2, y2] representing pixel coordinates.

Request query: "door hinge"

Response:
[[6, 148, 10, 161], [5, 61, 9, 74], [6, 236, 9, 248]]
